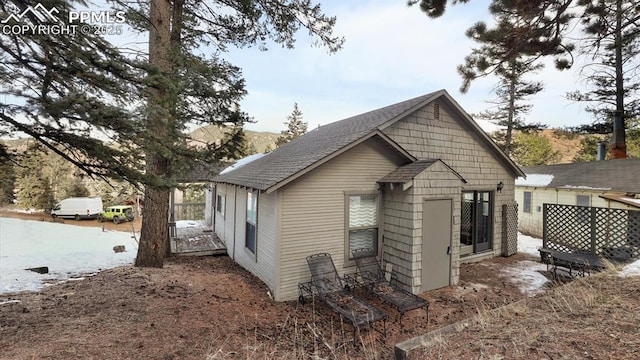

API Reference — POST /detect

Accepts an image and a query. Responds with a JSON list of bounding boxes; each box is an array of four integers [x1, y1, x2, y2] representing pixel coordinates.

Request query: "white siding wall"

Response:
[[276, 138, 407, 301], [517, 187, 638, 238], [382, 100, 516, 273], [214, 183, 279, 294], [230, 191, 278, 292], [214, 184, 230, 244]]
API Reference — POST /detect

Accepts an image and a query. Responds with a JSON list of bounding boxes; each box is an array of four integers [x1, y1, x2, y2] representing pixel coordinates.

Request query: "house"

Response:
[[516, 159, 640, 238], [211, 90, 524, 301]]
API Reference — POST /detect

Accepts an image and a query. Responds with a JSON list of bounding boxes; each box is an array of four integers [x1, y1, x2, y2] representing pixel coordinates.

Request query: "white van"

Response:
[[51, 197, 103, 220]]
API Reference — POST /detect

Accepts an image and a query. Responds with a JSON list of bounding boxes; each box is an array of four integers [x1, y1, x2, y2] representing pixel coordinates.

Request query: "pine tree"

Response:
[[511, 132, 560, 166], [410, 0, 638, 159], [411, 0, 575, 69], [119, 0, 343, 267], [567, 0, 640, 158], [15, 143, 51, 210], [470, 60, 546, 156], [0, 162, 16, 205], [573, 135, 609, 162], [1, 0, 342, 267], [455, 2, 569, 156], [61, 177, 90, 199], [276, 103, 307, 147]]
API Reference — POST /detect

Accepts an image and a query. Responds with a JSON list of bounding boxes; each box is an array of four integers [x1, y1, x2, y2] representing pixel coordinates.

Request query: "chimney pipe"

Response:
[[610, 110, 627, 159], [597, 141, 607, 161]]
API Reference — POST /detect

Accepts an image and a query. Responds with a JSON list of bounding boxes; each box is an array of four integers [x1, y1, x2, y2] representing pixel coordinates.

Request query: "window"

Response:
[[523, 191, 532, 213], [216, 193, 225, 217], [576, 195, 590, 207], [346, 194, 379, 259], [576, 194, 590, 223], [245, 190, 257, 254], [460, 191, 493, 255]]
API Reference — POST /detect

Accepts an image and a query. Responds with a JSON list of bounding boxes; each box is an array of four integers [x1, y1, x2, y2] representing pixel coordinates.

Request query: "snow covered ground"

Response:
[[1, 217, 639, 296], [0, 217, 139, 294], [501, 233, 640, 295]]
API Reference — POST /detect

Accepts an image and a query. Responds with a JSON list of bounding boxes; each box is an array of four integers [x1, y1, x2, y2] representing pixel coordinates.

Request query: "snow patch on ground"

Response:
[[0, 217, 138, 294], [2, 218, 639, 296], [501, 260, 549, 296]]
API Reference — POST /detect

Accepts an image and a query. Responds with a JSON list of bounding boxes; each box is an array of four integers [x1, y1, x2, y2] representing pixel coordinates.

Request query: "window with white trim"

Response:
[[346, 194, 379, 259], [245, 190, 257, 254], [523, 191, 532, 213], [216, 193, 225, 217]]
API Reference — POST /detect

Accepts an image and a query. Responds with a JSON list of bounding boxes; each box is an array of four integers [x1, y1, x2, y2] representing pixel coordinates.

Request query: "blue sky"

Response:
[[225, 0, 591, 134]]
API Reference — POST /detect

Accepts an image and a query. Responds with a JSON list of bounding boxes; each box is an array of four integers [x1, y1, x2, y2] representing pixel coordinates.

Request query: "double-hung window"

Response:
[[346, 194, 379, 259], [523, 191, 532, 213], [216, 193, 225, 217], [246, 190, 257, 254]]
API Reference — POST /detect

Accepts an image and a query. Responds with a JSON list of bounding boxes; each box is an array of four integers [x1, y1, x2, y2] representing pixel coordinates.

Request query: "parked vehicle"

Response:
[[51, 197, 103, 220], [99, 205, 135, 224]]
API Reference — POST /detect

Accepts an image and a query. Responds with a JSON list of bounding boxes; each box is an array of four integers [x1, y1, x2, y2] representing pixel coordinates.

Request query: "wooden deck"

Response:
[[170, 223, 226, 256]]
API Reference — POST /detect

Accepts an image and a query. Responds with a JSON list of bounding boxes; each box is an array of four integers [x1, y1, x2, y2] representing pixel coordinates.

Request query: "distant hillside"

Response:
[[484, 128, 612, 165], [539, 129, 586, 164], [189, 125, 279, 153], [0, 127, 610, 165], [0, 138, 30, 154]]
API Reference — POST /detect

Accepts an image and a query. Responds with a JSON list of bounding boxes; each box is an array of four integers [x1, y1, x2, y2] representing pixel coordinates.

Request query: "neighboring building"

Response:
[[211, 90, 523, 301], [516, 159, 640, 238]]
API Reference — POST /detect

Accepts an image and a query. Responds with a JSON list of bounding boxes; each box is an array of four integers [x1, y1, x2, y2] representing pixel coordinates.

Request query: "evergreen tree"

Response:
[[276, 103, 307, 147], [1, 0, 342, 267], [471, 62, 546, 156], [410, 0, 638, 159], [117, 0, 343, 267], [573, 135, 609, 162], [567, 0, 640, 158], [511, 132, 560, 166], [411, 0, 575, 69], [0, 162, 16, 205], [61, 177, 90, 198], [0, 143, 16, 205], [450, 2, 571, 156], [625, 117, 640, 159], [15, 144, 51, 210]]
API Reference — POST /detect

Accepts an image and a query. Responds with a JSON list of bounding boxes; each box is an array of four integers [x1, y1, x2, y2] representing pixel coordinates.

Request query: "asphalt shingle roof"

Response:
[[213, 91, 440, 190], [522, 159, 640, 193], [377, 159, 466, 184], [213, 89, 522, 191], [378, 160, 439, 183]]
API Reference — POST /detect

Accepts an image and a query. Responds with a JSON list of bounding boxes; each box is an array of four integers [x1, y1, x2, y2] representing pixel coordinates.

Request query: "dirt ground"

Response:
[[0, 212, 556, 359]]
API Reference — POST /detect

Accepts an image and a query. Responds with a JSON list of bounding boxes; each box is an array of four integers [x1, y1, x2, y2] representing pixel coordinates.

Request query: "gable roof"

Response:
[[520, 159, 640, 193], [213, 90, 523, 192], [378, 159, 466, 184]]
